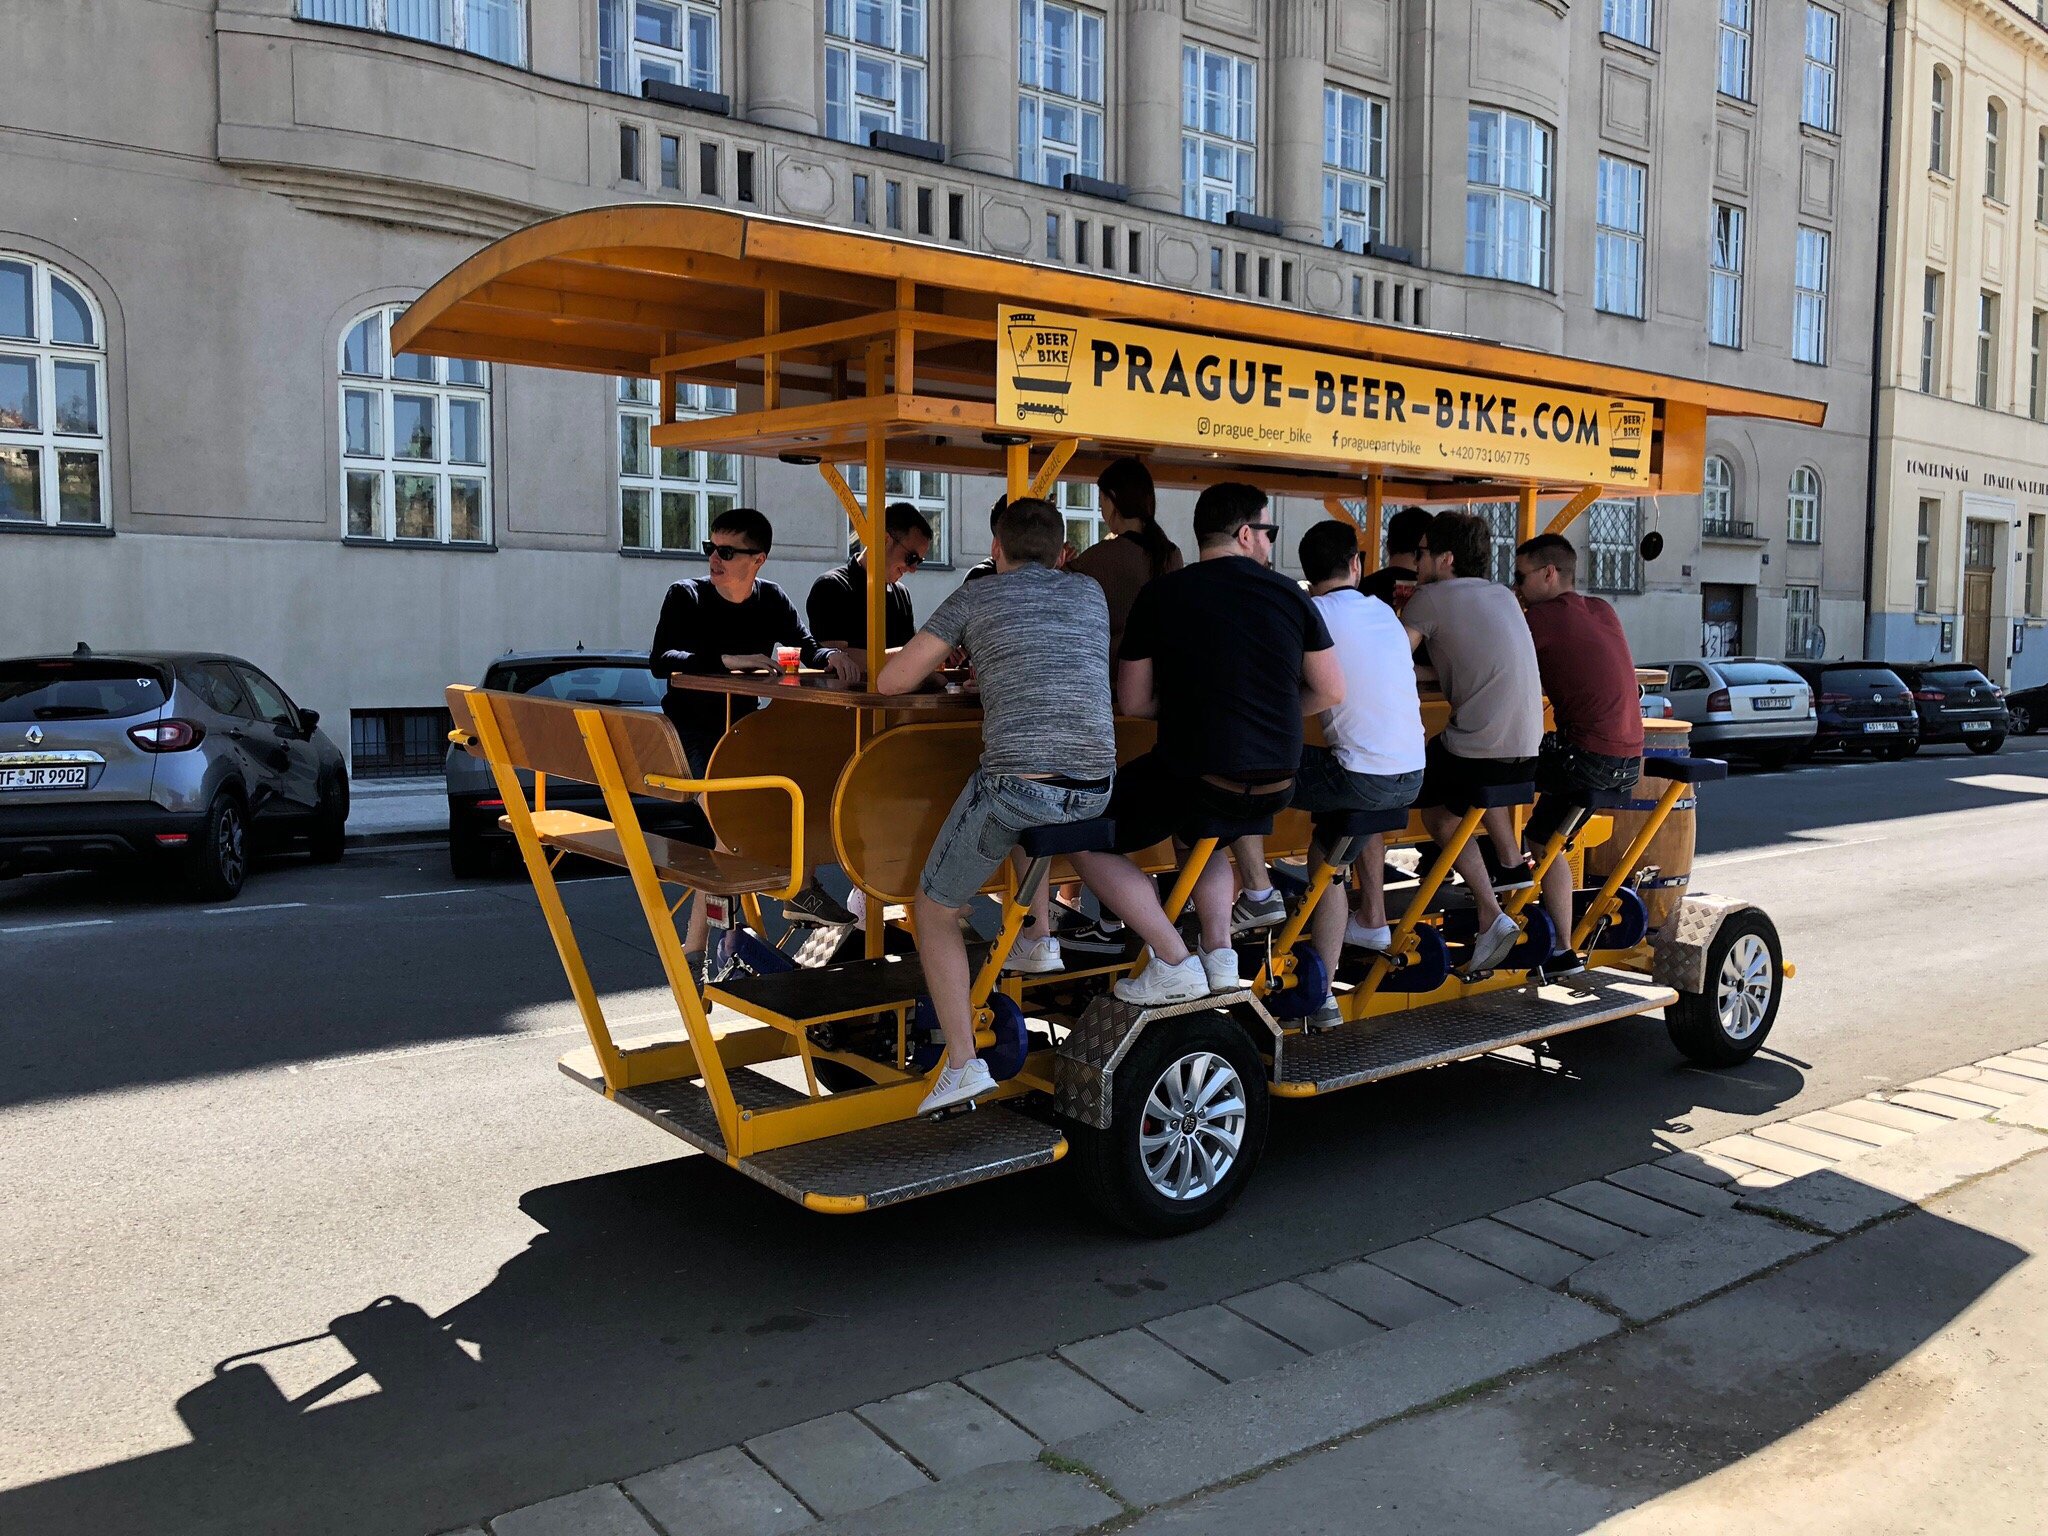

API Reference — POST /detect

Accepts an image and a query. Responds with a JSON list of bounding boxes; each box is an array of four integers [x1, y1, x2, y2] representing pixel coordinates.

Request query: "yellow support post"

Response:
[[1543, 484, 1603, 537], [1365, 471, 1384, 570], [1517, 483, 1539, 545], [1572, 778, 1687, 952], [762, 288, 781, 410], [1005, 441, 1029, 503], [1126, 839, 1219, 978], [1356, 807, 1484, 1002], [1027, 438, 1078, 500]]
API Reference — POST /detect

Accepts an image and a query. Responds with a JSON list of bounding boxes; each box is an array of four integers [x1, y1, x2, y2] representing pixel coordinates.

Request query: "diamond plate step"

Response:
[[1274, 971, 1676, 1095], [559, 1059, 1066, 1211]]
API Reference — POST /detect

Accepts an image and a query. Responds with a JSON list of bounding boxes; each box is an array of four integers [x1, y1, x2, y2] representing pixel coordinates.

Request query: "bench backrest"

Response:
[[446, 684, 687, 793]]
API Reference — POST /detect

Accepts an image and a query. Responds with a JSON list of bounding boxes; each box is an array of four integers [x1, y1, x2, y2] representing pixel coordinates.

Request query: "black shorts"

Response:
[[1107, 750, 1289, 853], [1525, 736, 1641, 847], [1416, 735, 1536, 815]]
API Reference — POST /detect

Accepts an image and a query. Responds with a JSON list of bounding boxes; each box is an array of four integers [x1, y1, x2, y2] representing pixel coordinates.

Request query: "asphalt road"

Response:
[[3, 740, 2046, 1536]]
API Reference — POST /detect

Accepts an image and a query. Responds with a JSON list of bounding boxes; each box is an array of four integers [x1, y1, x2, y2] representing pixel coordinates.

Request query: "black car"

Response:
[[2003, 680, 2046, 737], [444, 650, 708, 876], [1785, 661, 1920, 759], [1887, 662, 2008, 754]]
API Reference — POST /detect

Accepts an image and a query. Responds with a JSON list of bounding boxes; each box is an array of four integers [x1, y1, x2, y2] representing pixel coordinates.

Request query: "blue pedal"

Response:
[[1377, 926, 1452, 993], [1267, 942, 1330, 1022], [910, 993, 1030, 1081], [1507, 908, 1557, 970], [1576, 886, 1650, 952]]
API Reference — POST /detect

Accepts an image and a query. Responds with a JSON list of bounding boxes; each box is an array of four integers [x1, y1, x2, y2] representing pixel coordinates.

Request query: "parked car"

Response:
[[1784, 661, 1921, 758], [1884, 662, 2008, 754], [0, 648, 349, 898], [446, 650, 710, 877], [1650, 658, 1818, 769], [1635, 667, 1674, 722], [2006, 680, 2046, 737]]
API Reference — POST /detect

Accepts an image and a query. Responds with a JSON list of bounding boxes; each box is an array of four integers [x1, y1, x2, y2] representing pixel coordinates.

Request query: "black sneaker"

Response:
[[1480, 845, 1535, 892], [1535, 947, 1586, 980], [1059, 913, 1129, 954], [782, 881, 854, 927]]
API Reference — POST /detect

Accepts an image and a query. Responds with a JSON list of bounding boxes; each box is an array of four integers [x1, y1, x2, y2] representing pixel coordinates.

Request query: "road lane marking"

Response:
[[1696, 836, 1884, 869], [0, 917, 115, 935], [202, 901, 308, 915], [381, 887, 479, 900]]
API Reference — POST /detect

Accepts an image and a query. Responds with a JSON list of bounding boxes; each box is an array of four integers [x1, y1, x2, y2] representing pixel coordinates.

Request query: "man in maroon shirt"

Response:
[[1514, 534, 1645, 973]]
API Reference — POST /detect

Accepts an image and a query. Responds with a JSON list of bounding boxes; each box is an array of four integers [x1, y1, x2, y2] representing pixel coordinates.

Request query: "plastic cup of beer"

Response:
[[773, 644, 801, 681]]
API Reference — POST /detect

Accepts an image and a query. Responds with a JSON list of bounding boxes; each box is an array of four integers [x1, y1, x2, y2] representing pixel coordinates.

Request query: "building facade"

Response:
[[1, 0, 1880, 773], [1869, 0, 2048, 689]]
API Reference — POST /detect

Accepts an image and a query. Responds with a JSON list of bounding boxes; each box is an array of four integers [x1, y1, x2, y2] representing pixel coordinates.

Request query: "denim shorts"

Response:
[[1290, 746, 1423, 816], [920, 769, 1112, 910]]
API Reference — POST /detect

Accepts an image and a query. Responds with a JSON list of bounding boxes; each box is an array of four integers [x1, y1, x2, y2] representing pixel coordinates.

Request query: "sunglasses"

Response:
[[1511, 567, 1528, 587], [890, 539, 926, 570], [704, 540, 763, 562], [1243, 522, 1279, 538]]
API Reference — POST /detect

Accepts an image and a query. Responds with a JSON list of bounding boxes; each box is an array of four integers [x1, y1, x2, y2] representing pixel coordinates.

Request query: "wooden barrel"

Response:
[[1584, 718, 1694, 931]]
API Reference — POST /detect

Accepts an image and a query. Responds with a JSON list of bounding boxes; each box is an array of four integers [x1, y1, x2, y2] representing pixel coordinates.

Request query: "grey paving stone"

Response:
[[746, 1413, 928, 1518], [1603, 1162, 1741, 1217], [1300, 1260, 1457, 1329], [1144, 1303, 1305, 1381], [1565, 1209, 1825, 1323], [1224, 1281, 1382, 1353], [1434, 1217, 1586, 1285], [1493, 1196, 1640, 1258], [807, 1458, 1119, 1536], [625, 1446, 813, 1536], [1748, 1121, 1881, 1161], [1699, 1132, 1833, 1177], [1888, 1089, 1995, 1120], [1981, 1054, 2048, 1083], [1791, 1108, 1913, 1148], [1368, 1237, 1526, 1304], [1054, 1287, 1617, 1509], [1058, 1328, 1219, 1412], [1947, 1065, 2048, 1096], [2008, 1045, 2048, 1065], [857, 1382, 1038, 1480], [1549, 1179, 1701, 1239], [489, 1485, 657, 1536], [1738, 1115, 2048, 1234], [1993, 1091, 2048, 1133], [1829, 1097, 1955, 1134], [960, 1357, 1133, 1443], [1917, 1074, 2020, 1108], [1655, 1148, 1789, 1189]]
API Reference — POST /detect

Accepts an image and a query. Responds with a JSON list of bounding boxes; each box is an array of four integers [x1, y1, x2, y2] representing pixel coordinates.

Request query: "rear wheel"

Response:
[[2009, 703, 2035, 736], [1070, 1013, 1269, 1236], [1666, 908, 1782, 1067], [1967, 733, 2005, 755], [449, 828, 495, 879], [187, 792, 248, 901]]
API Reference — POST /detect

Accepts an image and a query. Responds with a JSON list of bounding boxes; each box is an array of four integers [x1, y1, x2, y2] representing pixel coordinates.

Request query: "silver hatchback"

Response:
[[1652, 658, 1818, 769], [0, 648, 350, 898]]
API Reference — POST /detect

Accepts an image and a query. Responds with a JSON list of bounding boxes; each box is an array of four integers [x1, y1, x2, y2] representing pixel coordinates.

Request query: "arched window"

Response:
[[1787, 466, 1821, 544], [0, 253, 108, 528], [617, 376, 738, 553], [1986, 97, 2007, 201], [339, 305, 490, 544], [1930, 66, 1950, 175], [1703, 454, 1734, 535]]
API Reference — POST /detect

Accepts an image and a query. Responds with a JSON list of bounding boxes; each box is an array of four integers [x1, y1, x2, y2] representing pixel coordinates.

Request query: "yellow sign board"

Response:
[[996, 307, 1656, 487]]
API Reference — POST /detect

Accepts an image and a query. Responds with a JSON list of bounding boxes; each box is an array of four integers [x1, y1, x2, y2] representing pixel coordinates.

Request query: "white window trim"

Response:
[[1601, 0, 1653, 49], [1785, 584, 1820, 659], [1802, 4, 1839, 133], [1921, 268, 1945, 394], [1930, 66, 1950, 175], [1986, 99, 2007, 203], [1915, 500, 1935, 613], [295, 0, 527, 68], [338, 303, 492, 545], [1182, 42, 1258, 224], [1018, 0, 1105, 187], [624, 0, 719, 95], [1703, 455, 1734, 530], [1323, 85, 1388, 253], [1787, 467, 1821, 544], [1594, 155, 1647, 318], [825, 0, 929, 145], [842, 462, 952, 565], [0, 254, 110, 530], [1710, 202, 1745, 349], [1794, 226, 1830, 364], [1976, 288, 2000, 409], [617, 376, 738, 555], [1465, 106, 1555, 290], [1718, 0, 1753, 100]]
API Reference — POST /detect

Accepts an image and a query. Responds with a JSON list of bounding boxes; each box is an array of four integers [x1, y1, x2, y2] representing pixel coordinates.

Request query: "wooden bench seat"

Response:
[[507, 808, 791, 896]]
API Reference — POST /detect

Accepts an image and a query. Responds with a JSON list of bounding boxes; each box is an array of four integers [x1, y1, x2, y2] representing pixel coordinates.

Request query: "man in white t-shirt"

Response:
[[1234, 520, 1426, 1023]]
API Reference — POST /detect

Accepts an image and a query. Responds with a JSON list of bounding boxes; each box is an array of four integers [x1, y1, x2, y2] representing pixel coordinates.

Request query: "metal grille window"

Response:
[[1601, 0, 1652, 47], [1466, 108, 1553, 289], [1182, 44, 1257, 224], [0, 253, 107, 529], [618, 377, 737, 554], [1930, 66, 1950, 174], [1921, 269, 1944, 393], [1976, 289, 2000, 408], [1019, 0, 1104, 187], [597, 0, 718, 95], [340, 305, 490, 544], [1916, 499, 1935, 612], [842, 463, 950, 564], [1794, 227, 1829, 364], [350, 707, 454, 779], [825, 0, 928, 144], [1719, 0, 1752, 100], [297, 0, 526, 66], [1710, 203, 1745, 348], [1323, 86, 1388, 253], [1703, 454, 1735, 534], [1471, 501, 1518, 587], [1785, 585, 1819, 659], [1986, 99, 2007, 201], [1787, 466, 1821, 544], [1587, 499, 1642, 594], [1802, 5, 1838, 133], [1595, 156, 1646, 317]]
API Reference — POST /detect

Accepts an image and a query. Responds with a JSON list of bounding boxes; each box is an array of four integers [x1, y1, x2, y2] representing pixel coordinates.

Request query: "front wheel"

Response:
[[1666, 908, 1783, 1067], [2009, 703, 2035, 736], [1070, 1013, 1269, 1236], [1967, 733, 2005, 755]]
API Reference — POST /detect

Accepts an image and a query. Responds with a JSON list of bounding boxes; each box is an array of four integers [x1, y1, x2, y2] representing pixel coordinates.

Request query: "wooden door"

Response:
[[1964, 520, 1997, 672]]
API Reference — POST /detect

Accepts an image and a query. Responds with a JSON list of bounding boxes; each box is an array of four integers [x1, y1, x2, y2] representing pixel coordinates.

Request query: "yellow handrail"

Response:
[[643, 771, 807, 902]]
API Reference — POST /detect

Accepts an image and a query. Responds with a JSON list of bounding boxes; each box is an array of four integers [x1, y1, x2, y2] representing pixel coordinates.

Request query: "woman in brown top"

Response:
[[1068, 457, 1184, 672]]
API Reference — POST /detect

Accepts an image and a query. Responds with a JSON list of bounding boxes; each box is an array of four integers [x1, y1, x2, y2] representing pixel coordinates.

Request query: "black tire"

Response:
[[1070, 1012, 1269, 1236], [449, 828, 494, 879], [1666, 907, 1783, 1067], [308, 776, 347, 863], [2009, 703, 2035, 736], [187, 791, 249, 901], [812, 1059, 880, 1094], [1966, 733, 2005, 755]]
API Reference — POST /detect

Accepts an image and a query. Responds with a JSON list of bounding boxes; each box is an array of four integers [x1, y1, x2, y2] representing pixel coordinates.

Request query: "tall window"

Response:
[[1710, 203, 1745, 348], [1601, 0, 1652, 46], [1587, 499, 1642, 594], [2032, 310, 2046, 421], [296, 0, 526, 66], [340, 305, 490, 544], [1703, 454, 1734, 534], [617, 378, 737, 554], [1466, 108, 1554, 289], [2037, 127, 2048, 223], [1802, 5, 1839, 133], [1794, 227, 1830, 364], [1930, 66, 1950, 174], [1921, 269, 1945, 393], [1785, 585, 1819, 659], [597, 0, 717, 95], [1055, 480, 1102, 552], [1182, 44, 1257, 223], [1324, 86, 1388, 253], [1787, 466, 1820, 544], [2026, 513, 2044, 617], [842, 463, 950, 564], [1595, 155, 1646, 318], [825, 0, 928, 143], [1976, 289, 2000, 408], [1915, 499, 1935, 612], [0, 254, 107, 529], [1018, 0, 1104, 186], [1986, 99, 2007, 201], [1718, 0, 1752, 99]]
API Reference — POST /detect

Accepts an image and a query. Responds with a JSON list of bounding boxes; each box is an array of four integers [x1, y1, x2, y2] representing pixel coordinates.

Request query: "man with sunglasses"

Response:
[[806, 501, 934, 673]]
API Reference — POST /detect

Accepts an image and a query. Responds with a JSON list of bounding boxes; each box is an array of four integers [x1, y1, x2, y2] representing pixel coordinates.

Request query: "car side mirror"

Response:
[[299, 709, 321, 735]]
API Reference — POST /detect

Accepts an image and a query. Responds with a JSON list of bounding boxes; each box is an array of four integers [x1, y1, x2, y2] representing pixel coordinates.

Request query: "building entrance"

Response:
[[1702, 584, 1745, 658], [1963, 520, 1997, 673]]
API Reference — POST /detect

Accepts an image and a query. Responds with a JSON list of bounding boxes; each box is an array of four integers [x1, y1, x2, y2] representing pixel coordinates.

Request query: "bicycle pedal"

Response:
[[926, 1099, 980, 1122]]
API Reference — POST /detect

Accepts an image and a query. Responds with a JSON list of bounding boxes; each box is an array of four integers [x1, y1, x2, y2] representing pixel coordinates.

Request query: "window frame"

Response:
[[1921, 268, 1945, 394], [1785, 584, 1820, 660], [1801, 4, 1839, 134], [2032, 309, 2047, 422], [1586, 498, 1643, 595], [294, 0, 527, 68], [1594, 154, 1647, 319], [0, 253, 111, 531], [1710, 202, 1746, 349], [824, 0, 929, 145], [1793, 226, 1830, 364], [2025, 513, 2044, 617], [1930, 64, 1950, 174], [1601, 0, 1654, 48], [1976, 288, 2000, 409], [1465, 106, 1555, 290], [619, 0, 720, 96], [1703, 454, 1734, 531], [1181, 41, 1258, 225], [1986, 97, 2007, 203], [338, 303, 492, 546], [1018, 0, 1105, 188], [1787, 466, 1821, 545], [1323, 84, 1389, 254], [1718, 0, 1752, 100], [841, 461, 952, 566], [616, 376, 739, 556], [1915, 498, 1935, 613]]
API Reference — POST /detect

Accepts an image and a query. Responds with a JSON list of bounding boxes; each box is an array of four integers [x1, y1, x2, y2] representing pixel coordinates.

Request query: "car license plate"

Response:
[[0, 766, 89, 790], [1754, 696, 1793, 711], [1864, 721, 1899, 734], [1962, 719, 1992, 731]]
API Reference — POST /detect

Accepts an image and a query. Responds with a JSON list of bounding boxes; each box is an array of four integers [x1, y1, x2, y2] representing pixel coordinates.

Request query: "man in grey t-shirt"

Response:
[[878, 497, 1115, 1114]]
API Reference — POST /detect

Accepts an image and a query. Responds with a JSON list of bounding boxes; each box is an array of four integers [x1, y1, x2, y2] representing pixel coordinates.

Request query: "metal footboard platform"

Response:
[[1272, 971, 1677, 1097], [559, 1056, 1066, 1211]]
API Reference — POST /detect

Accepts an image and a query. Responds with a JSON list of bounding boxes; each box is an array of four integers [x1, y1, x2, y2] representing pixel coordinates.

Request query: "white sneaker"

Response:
[[1201, 947, 1243, 993], [1344, 919, 1394, 953], [1005, 936, 1064, 974], [918, 1056, 996, 1115], [1113, 954, 1209, 1006], [1465, 912, 1522, 975]]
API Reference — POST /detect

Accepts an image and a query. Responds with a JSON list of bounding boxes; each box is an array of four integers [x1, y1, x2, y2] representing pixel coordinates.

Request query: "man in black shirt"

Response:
[[806, 501, 932, 672], [1357, 503, 1430, 610], [1071, 482, 1344, 1007], [962, 495, 1006, 583]]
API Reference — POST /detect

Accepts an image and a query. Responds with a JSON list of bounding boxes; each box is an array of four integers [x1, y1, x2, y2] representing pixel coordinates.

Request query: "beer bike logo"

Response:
[[1604, 399, 1648, 483], [1004, 312, 1076, 424]]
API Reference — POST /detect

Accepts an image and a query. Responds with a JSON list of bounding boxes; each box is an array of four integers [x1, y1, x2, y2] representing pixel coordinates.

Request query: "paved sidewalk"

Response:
[[346, 776, 447, 845]]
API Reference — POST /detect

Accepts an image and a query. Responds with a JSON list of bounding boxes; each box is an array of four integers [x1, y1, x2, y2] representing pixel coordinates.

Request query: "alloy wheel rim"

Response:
[[218, 806, 245, 885], [1139, 1050, 1246, 1201], [1715, 934, 1773, 1040]]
